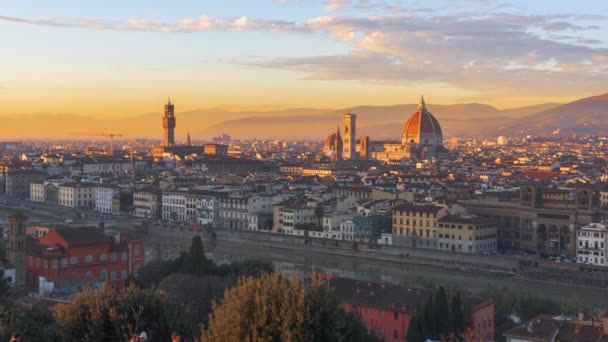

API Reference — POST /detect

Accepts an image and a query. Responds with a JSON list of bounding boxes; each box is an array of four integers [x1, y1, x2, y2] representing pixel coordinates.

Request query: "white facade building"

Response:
[[162, 191, 187, 222], [95, 185, 121, 214], [340, 220, 355, 241], [58, 182, 97, 208], [577, 222, 608, 266]]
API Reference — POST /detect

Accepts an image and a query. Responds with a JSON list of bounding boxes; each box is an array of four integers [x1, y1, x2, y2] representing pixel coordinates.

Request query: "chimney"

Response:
[[527, 321, 535, 334]]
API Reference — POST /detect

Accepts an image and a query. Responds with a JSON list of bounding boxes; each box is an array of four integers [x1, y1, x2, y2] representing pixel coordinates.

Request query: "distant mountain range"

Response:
[[1, 93, 606, 140]]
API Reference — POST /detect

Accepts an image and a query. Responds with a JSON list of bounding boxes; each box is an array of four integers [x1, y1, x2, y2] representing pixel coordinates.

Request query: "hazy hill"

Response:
[[496, 93, 608, 136], [3, 94, 607, 139]]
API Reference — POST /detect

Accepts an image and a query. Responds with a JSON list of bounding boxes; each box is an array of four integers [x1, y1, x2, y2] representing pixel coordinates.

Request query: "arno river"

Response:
[[207, 241, 608, 311]]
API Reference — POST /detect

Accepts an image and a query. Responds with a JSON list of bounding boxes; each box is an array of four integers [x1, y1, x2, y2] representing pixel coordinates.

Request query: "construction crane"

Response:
[[85, 133, 123, 155]]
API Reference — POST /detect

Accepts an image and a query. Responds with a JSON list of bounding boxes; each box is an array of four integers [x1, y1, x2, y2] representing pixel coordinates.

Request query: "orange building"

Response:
[[26, 226, 144, 288], [329, 277, 495, 342]]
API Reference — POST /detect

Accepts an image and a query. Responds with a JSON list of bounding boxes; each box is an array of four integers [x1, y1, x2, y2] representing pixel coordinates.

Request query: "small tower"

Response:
[[186, 132, 191, 146], [7, 213, 27, 287], [335, 125, 343, 162], [163, 97, 176, 147]]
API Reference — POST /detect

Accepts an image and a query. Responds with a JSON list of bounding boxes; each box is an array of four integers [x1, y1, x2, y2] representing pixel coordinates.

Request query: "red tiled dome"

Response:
[[402, 96, 443, 143]]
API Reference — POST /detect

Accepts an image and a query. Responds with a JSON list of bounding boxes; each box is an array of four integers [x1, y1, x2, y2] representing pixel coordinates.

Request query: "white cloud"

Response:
[[324, 0, 349, 12]]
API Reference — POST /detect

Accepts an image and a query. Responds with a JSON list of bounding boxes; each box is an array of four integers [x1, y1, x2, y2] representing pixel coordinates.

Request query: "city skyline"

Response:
[[1, 0, 607, 122]]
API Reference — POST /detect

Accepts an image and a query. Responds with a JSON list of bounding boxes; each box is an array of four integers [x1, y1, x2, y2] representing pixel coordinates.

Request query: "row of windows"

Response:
[[578, 256, 605, 264], [163, 197, 186, 205], [579, 241, 605, 249], [28, 249, 139, 269], [395, 211, 435, 218], [578, 231, 606, 238], [394, 228, 436, 238], [393, 219, 437, 228]]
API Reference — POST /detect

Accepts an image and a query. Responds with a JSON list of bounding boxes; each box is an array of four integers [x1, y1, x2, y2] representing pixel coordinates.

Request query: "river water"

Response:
[[207, 241, 608, 311]]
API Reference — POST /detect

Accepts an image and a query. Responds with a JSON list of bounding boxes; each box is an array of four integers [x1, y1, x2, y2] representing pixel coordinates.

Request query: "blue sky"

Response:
[[1, 0, 607, 117]]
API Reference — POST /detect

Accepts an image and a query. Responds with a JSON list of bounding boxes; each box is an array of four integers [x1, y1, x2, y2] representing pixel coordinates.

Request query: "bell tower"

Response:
[[342, 112, 357, 160], [163, 98, 176, 146], [7, 213, 27, 287]]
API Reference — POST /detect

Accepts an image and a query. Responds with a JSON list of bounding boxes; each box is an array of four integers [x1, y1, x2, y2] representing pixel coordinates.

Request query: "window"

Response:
[[111, 252, 117, 262], [121, 270, 128, 280], [52, 259, 58, 269], [70, 256, 79, 265], [85, 255, 93, 263], [394, 330, 398, 339], [100, 253, 107, 261], [43, 260, 48, 269], [61, 258, 68, 268], [100, 269, 107, 281], [379, 310, 384, 318], [134, 245, 140, 257], [111, 271, 117, 281], [29, 256, 33, 266], [35, 258, 40, 267], [394, 312, 399, 320]]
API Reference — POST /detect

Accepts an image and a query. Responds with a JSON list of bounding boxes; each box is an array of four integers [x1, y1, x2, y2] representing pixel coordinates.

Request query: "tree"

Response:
[[0, 269, 11, 298], [406, 315, 423, 342], [420, 293, 435, 339], [181, 236, 210, 275], [54, 283, 196, 341], [0, 299, 60, 342], [451, 291, 465, 335], [201, 273, 374, 342], [434, 286, 451, 338]]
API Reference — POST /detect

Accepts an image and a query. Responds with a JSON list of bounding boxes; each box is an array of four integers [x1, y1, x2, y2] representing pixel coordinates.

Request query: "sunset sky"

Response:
[[1, 0, 608, 118]]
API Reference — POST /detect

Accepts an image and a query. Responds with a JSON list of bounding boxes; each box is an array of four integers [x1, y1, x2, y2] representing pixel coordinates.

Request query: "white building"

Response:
[[133, 188, 162, 219], [219, 190, 250, 230], [162, 190, 187, 223], [248, 194, 274, 231], [577, 222, 608, 266], [280, 204, 318, 234], [340, 220, 355, 241], [95, 185, 121, 214], [322, 213, 352, 232], [30, 181, 45, 202], [58, 182, 97, 208], [78, 156, 147, 176]]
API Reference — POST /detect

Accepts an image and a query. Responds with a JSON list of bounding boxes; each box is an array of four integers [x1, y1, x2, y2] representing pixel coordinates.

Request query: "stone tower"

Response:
[[163, 98, 176, 146], [342, 112, 357, 160], [7, 213, 27, 287]]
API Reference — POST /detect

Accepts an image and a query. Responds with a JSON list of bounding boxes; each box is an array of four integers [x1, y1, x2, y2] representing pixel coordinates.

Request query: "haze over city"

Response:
[[2, 0, 608, 138]]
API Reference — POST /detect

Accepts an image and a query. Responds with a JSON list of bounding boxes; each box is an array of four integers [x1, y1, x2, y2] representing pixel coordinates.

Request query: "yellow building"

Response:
[[437, 215, 497, 254], [391, 203, 445, 248]]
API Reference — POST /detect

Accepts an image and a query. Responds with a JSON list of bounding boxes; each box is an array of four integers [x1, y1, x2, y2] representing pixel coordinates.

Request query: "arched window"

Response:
[[70, 256, 78, 265], [99, 253, 107, 261]]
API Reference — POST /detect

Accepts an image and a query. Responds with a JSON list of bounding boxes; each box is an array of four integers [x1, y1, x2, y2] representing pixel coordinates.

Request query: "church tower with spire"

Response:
[[163, 98, 176, 146]]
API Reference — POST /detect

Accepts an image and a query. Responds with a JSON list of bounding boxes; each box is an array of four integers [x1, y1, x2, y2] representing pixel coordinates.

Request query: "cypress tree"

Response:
[[421, 294, 435, 339], [434, 286, 450, 338], [451, 291, 465, 335], [406, 315, 422, 342]]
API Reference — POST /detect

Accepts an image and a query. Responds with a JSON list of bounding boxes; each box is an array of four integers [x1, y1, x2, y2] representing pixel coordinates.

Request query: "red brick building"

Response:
[[328, 277, 495, 342], [26, 226, 144, 288]]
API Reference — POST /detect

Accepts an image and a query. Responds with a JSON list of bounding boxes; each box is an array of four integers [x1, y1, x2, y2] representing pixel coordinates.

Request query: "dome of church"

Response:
[[324, 133, 339, 152], [402, 96, 443, 146]]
